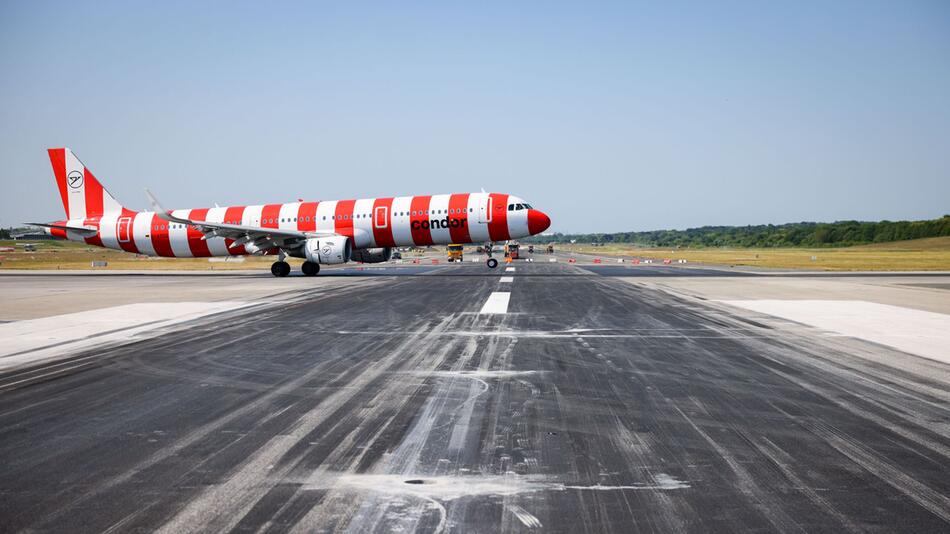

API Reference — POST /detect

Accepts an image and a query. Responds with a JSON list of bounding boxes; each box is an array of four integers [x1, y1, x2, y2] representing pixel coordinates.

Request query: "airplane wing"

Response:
[[26, 222, 98, 237], [145, 189, 337, 253]]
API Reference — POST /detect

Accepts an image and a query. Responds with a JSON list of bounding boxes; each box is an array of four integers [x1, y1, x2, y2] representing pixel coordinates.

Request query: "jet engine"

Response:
[[350, 247, 393, 264], [304, 237, 352, 264]]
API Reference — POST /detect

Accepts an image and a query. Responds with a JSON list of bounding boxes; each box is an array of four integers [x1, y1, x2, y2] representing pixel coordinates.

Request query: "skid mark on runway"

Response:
[[750, 436, 864, 533], [156, 313, 472, 533], [778, 406, 950, 525]]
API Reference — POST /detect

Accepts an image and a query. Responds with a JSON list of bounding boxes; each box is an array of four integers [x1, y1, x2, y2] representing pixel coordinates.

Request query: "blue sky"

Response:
[[1, 1, 948, 233]]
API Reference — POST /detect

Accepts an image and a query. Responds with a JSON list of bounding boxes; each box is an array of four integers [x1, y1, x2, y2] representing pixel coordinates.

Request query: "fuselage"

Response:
[[49, 192, 551, 258]]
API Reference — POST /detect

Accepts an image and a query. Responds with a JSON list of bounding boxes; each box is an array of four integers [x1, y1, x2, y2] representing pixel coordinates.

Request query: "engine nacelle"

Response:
[[304, 237, 352, 264], [350, 247, 393, 264]]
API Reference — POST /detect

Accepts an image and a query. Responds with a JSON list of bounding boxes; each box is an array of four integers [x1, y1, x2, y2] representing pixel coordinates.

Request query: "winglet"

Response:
[[145, 188, 190, 224]]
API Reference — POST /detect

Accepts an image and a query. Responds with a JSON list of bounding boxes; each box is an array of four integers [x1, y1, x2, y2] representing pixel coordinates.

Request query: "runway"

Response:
[[1, 261, 949, 532]]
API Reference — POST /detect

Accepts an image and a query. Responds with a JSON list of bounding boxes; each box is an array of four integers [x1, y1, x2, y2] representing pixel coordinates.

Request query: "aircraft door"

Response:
[[374, 206, 388, 228], [477, 194, 492, 224], [116, 216, 132, 242]]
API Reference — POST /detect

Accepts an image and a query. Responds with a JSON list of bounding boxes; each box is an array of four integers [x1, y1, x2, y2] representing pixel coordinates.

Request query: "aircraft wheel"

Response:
[[271, 261, 291, 277], [486, 258, 498, 269], [301, 261, 320, 276]]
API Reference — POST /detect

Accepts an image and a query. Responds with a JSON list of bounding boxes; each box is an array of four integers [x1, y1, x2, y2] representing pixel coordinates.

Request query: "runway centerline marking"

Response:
[[505, 267, 516, 272], [499, 276, 514, 283], [478, 292, 511, 314]]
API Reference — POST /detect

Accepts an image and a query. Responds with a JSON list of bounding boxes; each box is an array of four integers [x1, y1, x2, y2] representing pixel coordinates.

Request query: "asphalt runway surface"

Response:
[[1, 262, 949, 533]]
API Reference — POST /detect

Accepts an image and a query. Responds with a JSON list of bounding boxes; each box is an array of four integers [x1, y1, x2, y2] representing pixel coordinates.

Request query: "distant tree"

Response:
[[521, 216, 950, 248]]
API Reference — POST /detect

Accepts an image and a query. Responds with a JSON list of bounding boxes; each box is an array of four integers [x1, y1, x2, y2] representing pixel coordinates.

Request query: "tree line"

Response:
[[526, 215, 950, 248]]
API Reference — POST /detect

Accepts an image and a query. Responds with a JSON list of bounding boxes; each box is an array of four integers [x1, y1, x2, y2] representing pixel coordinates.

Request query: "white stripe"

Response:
[[315, 200, 337, 233], [499, 276, 514, 283], [467, 193, 489, 242], [132, 212, 156, 256], [427, 194, 452, 245], [64, 149, 86, 220], [353, 198, 375, 247], [168, 210, 193, 257], [278, 202, 302, 231], [505, 267, 516, 272], [478, 292, 510, 314], [390, 196, 413, 246], [204, 206, 232, 256]]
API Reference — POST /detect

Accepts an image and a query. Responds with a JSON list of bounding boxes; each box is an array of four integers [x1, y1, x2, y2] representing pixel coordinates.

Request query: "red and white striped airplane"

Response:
[[31, 148, 551, 276]]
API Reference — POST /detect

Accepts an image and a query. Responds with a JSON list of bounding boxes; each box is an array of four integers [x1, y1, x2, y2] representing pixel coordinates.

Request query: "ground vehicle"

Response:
[[447, 244, 463, 262], [528, 245, 534, 254], [504, 243, 520, 259], [547, 244, 555, 254]]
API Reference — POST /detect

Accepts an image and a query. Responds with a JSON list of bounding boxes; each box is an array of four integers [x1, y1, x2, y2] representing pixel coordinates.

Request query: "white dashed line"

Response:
[[505, 267, 516, 272], [499, 276, 514, 283], [478, 292, 511, 314]]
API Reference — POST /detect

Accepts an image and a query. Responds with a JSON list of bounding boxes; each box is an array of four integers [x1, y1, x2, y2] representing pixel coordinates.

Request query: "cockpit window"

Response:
[[508, 204, 515, 211], [523, 203, 532, 209]]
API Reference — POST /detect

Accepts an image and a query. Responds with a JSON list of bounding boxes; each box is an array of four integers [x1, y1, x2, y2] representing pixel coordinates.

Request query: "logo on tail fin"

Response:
[[67, 170, 83, 189]]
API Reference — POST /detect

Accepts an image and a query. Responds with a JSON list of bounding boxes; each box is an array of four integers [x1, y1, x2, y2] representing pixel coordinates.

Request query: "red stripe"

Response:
[[83, 168, 104, 217], [261, 204, 282, 229], [334, 199, 356, 239], [223, 206, 246, 255], [371, 197, 395, 247], [409, 195, 434, 246], [487, 193, 510, 242], [47, 149, 69, 218], [149, 213, 174, 257], [83, 217, 104, 247], [116, 208, 139, 254], [297, 202, 319, 231], [447, 193, 471, 244], [186, 208, 212, 257]]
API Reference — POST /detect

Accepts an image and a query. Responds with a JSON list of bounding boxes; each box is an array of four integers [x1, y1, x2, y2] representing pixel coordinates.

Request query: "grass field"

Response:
[[566, 236, 950, 271], [0, 240, 287, 270], [0, 240, 436, 271], [2, 237, 949, 271]]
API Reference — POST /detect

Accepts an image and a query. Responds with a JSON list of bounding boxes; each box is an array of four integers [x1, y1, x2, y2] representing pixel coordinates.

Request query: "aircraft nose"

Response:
[[527, 209, 551, 235]]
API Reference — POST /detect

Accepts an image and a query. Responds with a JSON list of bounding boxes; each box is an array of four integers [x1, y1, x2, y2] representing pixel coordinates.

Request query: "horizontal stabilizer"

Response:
[[26, 222, 98, 237]]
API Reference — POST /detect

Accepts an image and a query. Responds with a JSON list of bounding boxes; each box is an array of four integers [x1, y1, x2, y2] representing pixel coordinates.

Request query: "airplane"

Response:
[[29, 148, 551, 277]]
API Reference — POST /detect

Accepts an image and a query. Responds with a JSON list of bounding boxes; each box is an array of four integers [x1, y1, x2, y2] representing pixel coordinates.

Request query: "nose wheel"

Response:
[[271, 261, 291, 277], [486, 258, 498, 269], [301, 261, 320, 276]]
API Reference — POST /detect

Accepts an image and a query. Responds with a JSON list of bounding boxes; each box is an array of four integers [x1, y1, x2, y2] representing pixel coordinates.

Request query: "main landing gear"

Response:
[[301, 261, 320, 276], [270, 260, 320, 277], [271, 261, 291, 277], [486, 258, 498, 269]]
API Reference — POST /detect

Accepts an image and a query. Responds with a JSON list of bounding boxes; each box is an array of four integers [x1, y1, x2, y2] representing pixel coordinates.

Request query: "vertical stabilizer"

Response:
[[48, 148, 124, 219]]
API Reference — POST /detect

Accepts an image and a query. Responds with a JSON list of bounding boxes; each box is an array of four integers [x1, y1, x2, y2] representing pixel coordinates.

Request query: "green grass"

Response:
[[565, 236, 950, 271]]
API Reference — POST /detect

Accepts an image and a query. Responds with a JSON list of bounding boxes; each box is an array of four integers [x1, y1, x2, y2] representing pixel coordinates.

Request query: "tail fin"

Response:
[[48, 148, 125, 220]]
